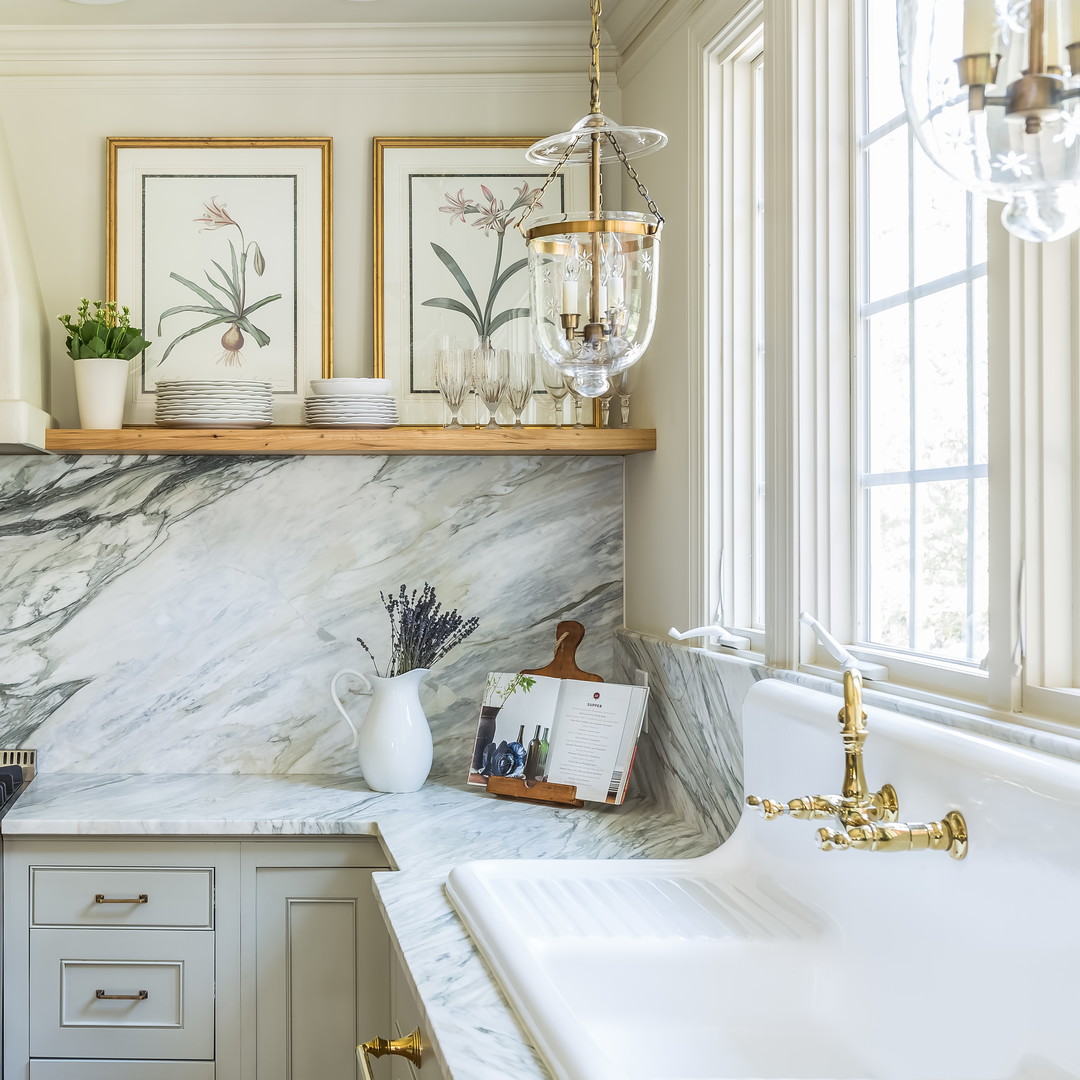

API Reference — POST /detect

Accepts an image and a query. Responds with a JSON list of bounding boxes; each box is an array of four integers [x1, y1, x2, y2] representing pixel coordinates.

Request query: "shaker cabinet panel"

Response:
[[29, 928, 215, 1060], [32, 867, 214, 929], [253, 866, 391, 1080]]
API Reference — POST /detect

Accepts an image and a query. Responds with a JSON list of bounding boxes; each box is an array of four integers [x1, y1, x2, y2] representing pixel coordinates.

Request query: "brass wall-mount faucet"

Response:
[[746, 670, 968, 860]]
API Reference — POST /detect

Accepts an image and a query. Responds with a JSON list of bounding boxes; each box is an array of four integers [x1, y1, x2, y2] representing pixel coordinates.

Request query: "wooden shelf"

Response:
[[44, 425, 657, 457]]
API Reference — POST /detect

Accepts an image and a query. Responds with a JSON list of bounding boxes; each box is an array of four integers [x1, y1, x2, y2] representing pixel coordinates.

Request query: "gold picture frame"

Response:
[[107, 136, 332, 425], [373, 136, 593, 426]]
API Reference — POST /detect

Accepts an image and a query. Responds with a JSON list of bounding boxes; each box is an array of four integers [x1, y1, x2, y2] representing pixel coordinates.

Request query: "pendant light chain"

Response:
[[517, 138, 581, 237], [608, 133, 665, 226], [589, 0, 603, 115]]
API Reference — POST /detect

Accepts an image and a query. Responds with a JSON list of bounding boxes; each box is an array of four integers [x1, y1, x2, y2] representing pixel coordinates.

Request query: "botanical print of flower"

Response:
[[157, 197, 282, 367], [422, 180, 542, 344]]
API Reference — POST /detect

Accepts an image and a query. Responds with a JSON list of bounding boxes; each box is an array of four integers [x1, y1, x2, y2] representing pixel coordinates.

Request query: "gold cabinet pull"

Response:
[[95, 989, 148, 1001], [94, 893, 148, 904], [356, 1029, 423, 1079]]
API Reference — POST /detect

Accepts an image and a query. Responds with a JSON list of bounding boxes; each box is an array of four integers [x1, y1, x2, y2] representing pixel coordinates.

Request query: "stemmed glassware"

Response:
[[434, 347, 470, 429], [540, 359, 570, 427], [473, 346, 509, 429], [611, 368, 634, 426], [598, 378, 618, 428], [565, 376, 586, 429], [505, 352, 535, 428]]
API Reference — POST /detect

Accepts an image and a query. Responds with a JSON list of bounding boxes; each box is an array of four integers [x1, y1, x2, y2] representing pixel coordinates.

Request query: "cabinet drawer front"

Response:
[[32, 868, 213, 929], [30, 929, 214, 1060], [30, 1061, 215, 1080]]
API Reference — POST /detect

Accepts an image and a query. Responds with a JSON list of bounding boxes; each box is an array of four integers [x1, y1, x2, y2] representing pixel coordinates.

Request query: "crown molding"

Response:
[[0, 72, 585, 96], [0, 22, 621, 76]]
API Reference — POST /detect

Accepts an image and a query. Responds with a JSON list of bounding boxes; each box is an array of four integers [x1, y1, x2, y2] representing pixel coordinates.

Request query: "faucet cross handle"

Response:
[[746, 794, 843, 821], [817, 810, 969, 859]]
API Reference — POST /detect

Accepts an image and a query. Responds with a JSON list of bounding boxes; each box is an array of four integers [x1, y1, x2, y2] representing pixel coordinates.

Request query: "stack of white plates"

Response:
[[155, 380, 273, 428], [303, 395, 399, 428]]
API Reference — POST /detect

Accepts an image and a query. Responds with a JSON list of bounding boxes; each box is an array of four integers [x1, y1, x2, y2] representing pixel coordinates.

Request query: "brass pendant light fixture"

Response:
[[519, 0, 667, 397]]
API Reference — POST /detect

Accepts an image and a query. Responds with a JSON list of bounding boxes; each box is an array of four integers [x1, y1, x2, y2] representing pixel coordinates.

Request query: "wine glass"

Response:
[[611, 368, 634, 426], [434, 347, 469, 429], [598, 378, 618, 428], [505, 352, 535, 428], [564, 376, 586, 429], [473, 346, 509, 429], [540, 359, 570, 427]]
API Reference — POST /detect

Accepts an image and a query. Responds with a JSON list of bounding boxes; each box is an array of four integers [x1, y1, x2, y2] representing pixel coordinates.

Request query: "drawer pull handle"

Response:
[[95, 989, 149, 1001], [94, 893, 149, 904]]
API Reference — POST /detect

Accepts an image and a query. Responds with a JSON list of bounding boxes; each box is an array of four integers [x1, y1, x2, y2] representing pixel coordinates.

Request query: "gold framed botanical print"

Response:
[[107, 136, 332, 424]]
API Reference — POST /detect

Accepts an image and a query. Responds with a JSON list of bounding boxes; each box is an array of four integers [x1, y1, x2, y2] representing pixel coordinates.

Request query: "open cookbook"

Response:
[[467, 672, 649, 804]]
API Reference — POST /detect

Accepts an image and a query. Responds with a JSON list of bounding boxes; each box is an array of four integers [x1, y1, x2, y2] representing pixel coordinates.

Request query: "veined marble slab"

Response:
[[0, 453, 623, 775]]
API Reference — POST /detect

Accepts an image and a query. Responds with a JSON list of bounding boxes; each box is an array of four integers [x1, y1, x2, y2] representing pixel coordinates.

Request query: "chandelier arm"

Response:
[[607, 132, 666, 226], [517, 136, 586, 238]]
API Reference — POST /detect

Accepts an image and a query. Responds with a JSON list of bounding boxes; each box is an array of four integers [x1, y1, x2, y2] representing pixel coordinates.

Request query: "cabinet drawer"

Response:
[[32, 867, 213, 929], [29, 929, 214, 1060], [30, 1061, 215, 1079]]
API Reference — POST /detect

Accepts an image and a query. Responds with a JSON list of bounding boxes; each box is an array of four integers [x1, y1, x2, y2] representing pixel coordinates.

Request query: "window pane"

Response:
[[913, 143, 968, 283], [865, 0, 902, 132], [972, 276, 988, 466], [867, 305, 910, 473], [913, 285, 970, 469], [867, 484, 911, 648], [914, 479, 979, 659], [866, 128, 910, 301]]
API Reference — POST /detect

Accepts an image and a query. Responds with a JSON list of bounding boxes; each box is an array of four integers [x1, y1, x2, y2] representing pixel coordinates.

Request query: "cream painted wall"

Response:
[[619, 0, 744, 636], [0, 46, 609, 427]]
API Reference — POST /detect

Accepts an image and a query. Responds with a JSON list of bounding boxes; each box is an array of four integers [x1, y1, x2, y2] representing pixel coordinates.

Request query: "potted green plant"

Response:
[[58, 299, 150, 429]]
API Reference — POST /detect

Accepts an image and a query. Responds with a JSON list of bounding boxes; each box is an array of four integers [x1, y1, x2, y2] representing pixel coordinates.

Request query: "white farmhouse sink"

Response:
[[447, 679, 1080, 1080]]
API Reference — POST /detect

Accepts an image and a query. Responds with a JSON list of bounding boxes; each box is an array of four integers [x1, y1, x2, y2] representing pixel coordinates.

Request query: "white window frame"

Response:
[[758, 0, 1080, 730], [711, 6, 765, 653]]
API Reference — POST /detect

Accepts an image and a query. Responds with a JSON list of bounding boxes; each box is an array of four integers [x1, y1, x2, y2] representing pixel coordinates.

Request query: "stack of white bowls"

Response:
[[304, 378, 398, 428], [155, 380, 273, 428]]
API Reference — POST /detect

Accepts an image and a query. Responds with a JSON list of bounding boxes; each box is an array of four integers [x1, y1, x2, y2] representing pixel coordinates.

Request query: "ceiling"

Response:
[[0, 0, 633, 27]]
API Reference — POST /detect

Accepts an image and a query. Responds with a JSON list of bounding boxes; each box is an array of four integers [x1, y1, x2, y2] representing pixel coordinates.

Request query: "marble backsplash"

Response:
[[0, 453, 624, 775]]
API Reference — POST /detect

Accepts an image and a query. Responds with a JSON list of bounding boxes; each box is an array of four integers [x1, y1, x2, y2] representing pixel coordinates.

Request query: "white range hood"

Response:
[[0, 118, 54, 455]]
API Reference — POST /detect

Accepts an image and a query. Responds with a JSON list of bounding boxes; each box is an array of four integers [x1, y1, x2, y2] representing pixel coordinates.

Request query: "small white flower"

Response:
[[1053, 110, 1080, 148], [994, 150, 1033, 177]]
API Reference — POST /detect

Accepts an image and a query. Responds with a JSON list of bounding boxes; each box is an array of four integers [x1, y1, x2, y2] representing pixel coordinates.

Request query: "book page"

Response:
[[544, 682, 647, 803]]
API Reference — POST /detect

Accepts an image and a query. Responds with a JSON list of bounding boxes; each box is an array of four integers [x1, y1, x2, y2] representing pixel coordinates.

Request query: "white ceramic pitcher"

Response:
[[329, 668, 433, 793]]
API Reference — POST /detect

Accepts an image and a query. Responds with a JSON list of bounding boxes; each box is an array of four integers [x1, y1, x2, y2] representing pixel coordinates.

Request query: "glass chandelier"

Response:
[[899, 0, 1080, 242], [519, 0, 667, 397]]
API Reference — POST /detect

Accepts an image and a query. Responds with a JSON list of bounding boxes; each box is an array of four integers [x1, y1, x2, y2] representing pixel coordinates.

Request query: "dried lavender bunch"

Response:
[[356, 583, 480, 678]]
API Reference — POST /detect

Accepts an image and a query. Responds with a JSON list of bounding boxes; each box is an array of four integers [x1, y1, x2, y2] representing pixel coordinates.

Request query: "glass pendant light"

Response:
[[898, 0, 1080, 242], [519, 0, 667, 397]]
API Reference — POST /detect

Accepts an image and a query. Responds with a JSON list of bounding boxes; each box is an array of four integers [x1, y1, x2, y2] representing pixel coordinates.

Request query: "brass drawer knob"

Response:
[[94, 893, 149, 904]]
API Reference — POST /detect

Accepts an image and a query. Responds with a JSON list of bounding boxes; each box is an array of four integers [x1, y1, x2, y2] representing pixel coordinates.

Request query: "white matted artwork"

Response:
[[107, 137, 332, 425], [374, 137, 591, 427]]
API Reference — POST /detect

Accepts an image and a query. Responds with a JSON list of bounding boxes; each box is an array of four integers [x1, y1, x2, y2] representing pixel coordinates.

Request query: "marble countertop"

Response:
[[3, 771, 710, 1080]]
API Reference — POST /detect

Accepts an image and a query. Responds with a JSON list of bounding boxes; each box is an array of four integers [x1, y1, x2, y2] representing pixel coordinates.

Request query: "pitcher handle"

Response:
[[330, 669, 374, 749]]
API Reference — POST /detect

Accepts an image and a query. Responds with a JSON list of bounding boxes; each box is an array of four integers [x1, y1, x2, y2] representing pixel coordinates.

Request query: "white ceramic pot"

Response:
[[73, 357, 130, 429], [330, 668, 433, 793]]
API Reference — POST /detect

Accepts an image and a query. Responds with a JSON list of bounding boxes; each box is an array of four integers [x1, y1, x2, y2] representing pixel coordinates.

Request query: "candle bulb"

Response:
[[963, 0, 995, 55], [609, 273, 625, 306], [1048, 0, 1063, 67], [562, 279, 579, 313]]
